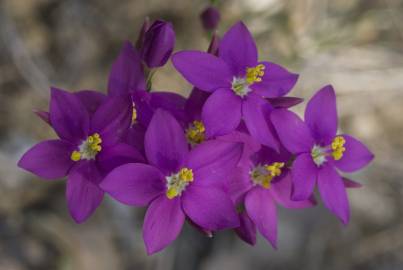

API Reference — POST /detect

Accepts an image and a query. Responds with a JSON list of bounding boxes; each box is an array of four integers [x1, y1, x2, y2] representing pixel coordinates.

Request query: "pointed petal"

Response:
[[182, 185, 239, 231], [202, 89, 242, 137], [243, 93, 279, 151], [271, 171, 316, 209], [145, 109, 188, 175], [33, 110, 50, 125], [219, 21, 258, 75], [101, 163, 165, 206], [318, 164, 350, 225], [235, 211, 257, 246], [335, 135, 374, 173], [96, 143, 145, 174], [91, 96, 131, 147], [291, 153, 317, 201], [18, 140, 74, 179], [267, 97, 303, 109], [343, 177, 362, 188], [108, 41, 145, 96], [66, 167, 104, 223], [74, 90, 107, 115], [245, 187, 277, 248], [172, 51, 232, 92], [50, 87, 90, 143], [271, 109, 314, 154], [305, 85, 338, 145], [186, 140, 243, 187], [252, 62, 299, 98], [143, 196, 184, 255]]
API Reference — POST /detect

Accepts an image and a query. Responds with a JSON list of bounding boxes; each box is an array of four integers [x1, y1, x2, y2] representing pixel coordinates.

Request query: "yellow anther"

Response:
[[166, 167, 194, 199], [265, 162, 285, 177], [331, 136, 346, 160], [246, 64, 265, 84], [250, 162, 284, 189], [70, 151, 81, 161], [186, 121, 205, 145], [131, 102, 137, 124]]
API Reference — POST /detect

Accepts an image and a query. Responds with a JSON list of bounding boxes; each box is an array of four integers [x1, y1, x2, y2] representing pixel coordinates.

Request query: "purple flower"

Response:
[[229, 146, 315, 247], [172, 21, 298, 150], [139, 20, 175, 68], [200, 6, 221, 31], [271, 85, 374, 224], [100, 109, 241, 254], [18, 88, 144, 223]]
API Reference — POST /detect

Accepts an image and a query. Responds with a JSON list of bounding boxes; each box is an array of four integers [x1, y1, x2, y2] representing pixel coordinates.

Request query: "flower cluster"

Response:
[[18, 20, 373, 255]]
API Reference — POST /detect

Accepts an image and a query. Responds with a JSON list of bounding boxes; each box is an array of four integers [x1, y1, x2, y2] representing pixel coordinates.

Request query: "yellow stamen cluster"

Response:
[[70, 133, 102, 161], [131, 102, 137, 124], [185, 121, 205, 145], [251, 162, 285, 189], [166, 168, 194, 199], [246, 64, 265, 84], [331, 136, 346, 160]]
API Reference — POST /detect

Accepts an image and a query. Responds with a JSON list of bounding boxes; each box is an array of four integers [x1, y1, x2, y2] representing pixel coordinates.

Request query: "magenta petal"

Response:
[[217, 131, 261, 165], [18, 140, 74, 180], [343, 177, 362, 189], [101, 163, 165, 206], [243, 93, 279, 151], [91, 96, 131, 146], [50, 88, 90, 143], [66, 168, 104, 223], [185, 88, 210, 122], [245, 187, 277, 248], [252, 62, 299, 98], [172, 51, 232, 92], [271, 171, 316, 209], [305, 85, 338, 145], [182, 185, 239, 231], [74, 90, 107, 115], [202, 89, 242, 137], [318, 164, 350, 225], [150, 91, 187, 124], [143, 196, 184, 255], [219, 21, 257, 75], [227, 165, 253, 205], [145, 109, 188, 174], [108, 41, 145, 96], [235, 211, 257, 246], [335, 135, 374, 173], [291, 153, 317, 201], [271, 109, 314, 154], [267, 97, 303, 109], [96, 143, 145, 174], [33, 110, 50, 125]]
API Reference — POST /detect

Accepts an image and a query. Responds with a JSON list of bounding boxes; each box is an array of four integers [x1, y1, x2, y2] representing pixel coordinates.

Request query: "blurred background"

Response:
[[1, 0, 402, 269]]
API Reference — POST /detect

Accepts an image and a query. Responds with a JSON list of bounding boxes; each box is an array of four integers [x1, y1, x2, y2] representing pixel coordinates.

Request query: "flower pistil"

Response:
[[70, 133, 102, 161], [185, 120, 205, 145], [166, 168, 194, 199]]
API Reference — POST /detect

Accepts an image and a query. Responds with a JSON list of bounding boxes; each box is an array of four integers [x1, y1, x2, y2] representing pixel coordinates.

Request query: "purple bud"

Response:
[[207, 32, 220, 56], [136, 17, 151, 49], [200, 6, 220, 31], [140, 20, 175, 68]]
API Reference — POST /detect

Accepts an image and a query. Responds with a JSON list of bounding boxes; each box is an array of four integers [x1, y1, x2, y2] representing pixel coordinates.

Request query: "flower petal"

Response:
[[335, 135, 374, 173], [271, 109, 314, 154], [145, 109, 188, 175], [305, 85, 338, 145], [91, 96, 131, 147], [150, 91, 187, 124], [291, 153, 318, 201], [33, 110, 50, 125], [219, 21, 257, 75], [242, 93, 279, 151], [182, 185, 239, 231], [100, 163, 165, 206], [267, 97, 303, 109], [96, 143, 145, 174], [245, 187, 277, 248], [235, 211, 257, 246], [18, 140, 75, 179], [172, 50, 232, 92], [317, 164, 350, 225], [202, 89, 242, 137], [271, 171, 316, 209], [74, 90, 107, 115], [343, 177, 362, 188], [185, 88, 210, 123], [50, 87, 90, 143], [108, 41, 145, 96], [143, 196, 184, 255], [66, 167, 104, 223], [252, 62, 299, 98]]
